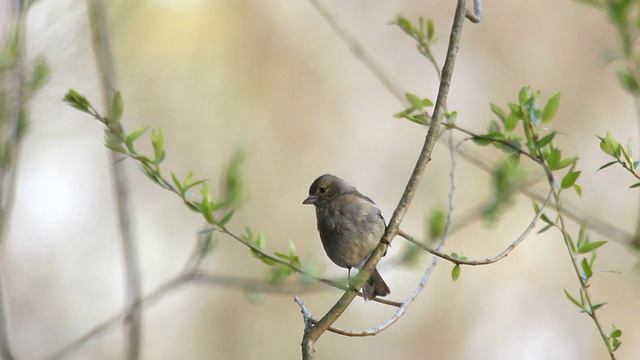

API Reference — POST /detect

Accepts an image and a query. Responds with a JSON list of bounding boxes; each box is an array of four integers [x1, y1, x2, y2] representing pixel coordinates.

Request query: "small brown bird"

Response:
[[303, 174, 390, 300]]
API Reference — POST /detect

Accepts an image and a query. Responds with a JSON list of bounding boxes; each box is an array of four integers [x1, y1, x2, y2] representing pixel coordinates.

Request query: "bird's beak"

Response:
[[302, 195, 317, 205]]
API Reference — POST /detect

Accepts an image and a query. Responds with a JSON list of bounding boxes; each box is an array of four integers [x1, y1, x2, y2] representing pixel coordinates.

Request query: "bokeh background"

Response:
[[2, 0, 640, 359]]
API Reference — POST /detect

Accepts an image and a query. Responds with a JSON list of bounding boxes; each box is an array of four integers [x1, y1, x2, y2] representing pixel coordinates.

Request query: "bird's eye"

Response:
[[319, 187, 328, 194]]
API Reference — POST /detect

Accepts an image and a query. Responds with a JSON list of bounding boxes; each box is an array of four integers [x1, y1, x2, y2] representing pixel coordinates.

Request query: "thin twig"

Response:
[[399, 187, 552, 266], [85, 1, 142, 358], [43, 274, 188, 360], [0, 1, 29, 358], [219, 226, 399, 305], [193, 272, 327, 295], [300, 1, 468, 357], [555, 198, 616, 359], [465, 0, 483, 23], [307, 0, 408, 106]]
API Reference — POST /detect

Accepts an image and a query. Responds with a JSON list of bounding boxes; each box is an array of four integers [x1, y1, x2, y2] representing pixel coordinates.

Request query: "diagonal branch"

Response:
[[300, 1, 468, 358]]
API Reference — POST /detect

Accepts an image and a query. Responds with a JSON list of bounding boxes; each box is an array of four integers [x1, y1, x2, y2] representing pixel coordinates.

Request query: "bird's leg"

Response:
[[347, 267, 358, 292]]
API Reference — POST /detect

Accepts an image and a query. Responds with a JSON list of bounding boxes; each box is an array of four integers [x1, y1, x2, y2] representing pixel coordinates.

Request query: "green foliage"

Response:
[[64, 89, 310, 287], [394, 92, 433, 126], [609, 325, 623, 351], [428, 207, 446, 241], [399, 242, 423, 267], [394, 15, 438, 62], [483, 155, 528, 224], [271, 240, 303, 285], [449, 253, 467, 281], [597, 131, 640, 187]]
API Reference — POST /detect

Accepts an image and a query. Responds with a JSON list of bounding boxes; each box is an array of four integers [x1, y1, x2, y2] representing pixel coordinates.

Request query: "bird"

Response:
[[303, 174, 390, 300]]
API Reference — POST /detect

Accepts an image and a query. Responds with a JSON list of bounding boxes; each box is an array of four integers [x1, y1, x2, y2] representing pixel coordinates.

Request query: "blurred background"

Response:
[[1, 0, 639, 359]]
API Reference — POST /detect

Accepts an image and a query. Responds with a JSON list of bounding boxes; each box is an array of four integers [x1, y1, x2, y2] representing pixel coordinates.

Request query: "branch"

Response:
[[555, 197, 616, 358], [0, 2, 30, 358], [43, 274, 187, 360], [399, 186, 552, 265], [307, 0, 408, 106], [85, 1, 142, 359], [465, 0, 483, 23], [300, 1, 468, 357]]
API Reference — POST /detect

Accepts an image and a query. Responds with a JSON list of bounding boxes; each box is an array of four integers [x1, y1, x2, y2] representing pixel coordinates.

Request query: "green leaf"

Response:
[[590, 302, 607, 312], [428, 207, 446, 240], [274, 252, 290, 261], [219, 210, 234, 226], [288, 239, 297, 258], [200, 200, 215, 224], [63, 90, 91, 113], [104, 139, 127, 154], [598, 132, 621, 158], [617, 70, 639, 93], [508, 103, 525, 120], [561, 171, 580, 189], [451, 264, 461, 281], [396, 16, 413, 35], [626, 140, 635, 170], [518, 86, 530, 105], [111, 91, 124, 122], [503, 113, 518, 132], [490, 103, 506, 121], [472, 137, 491, 146], [563, 288, 584, 310], [139, 162, 160, 184], [577, 240, 607, 254], [250, 232, 276, 266], [406, 93, 424, 110], [170, 172, 183, 194], [630, 182, 640, 189], [537, 224, 553, 234], [540, 212, 554, 226], [27, 56, 50, 91], [610, 326, 622, 338], [422, 98, 434, 107], [541, 92, 561, 123], [151, 129, 166, 164], [611, 338, 622, 351], [426, 19, 435, 40], [581, 258, 593, 280], [556, 156, 578, 170], [573, 183, 582, 197], [537, 132, 556, 148], [201, 181, 212, 203], [577, 222, 587, 248], [622, 147, 634, 170], [220, 148, 246, 209], [567, 233, 576, 253], [127, 127, 148, 143], [597, 161, 618, 171]]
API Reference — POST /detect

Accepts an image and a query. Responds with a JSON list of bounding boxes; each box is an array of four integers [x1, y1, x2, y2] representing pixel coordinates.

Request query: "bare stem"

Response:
[[399, 187, 553, 265]]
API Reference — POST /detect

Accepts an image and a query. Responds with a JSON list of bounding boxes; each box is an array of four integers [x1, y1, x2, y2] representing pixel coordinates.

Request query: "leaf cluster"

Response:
[[63, 90, 319, 289], [597, 131, 640, 187]]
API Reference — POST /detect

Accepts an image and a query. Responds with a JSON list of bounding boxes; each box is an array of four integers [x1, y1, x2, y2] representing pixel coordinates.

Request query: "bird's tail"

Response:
[[362, 267, 390, 301]]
